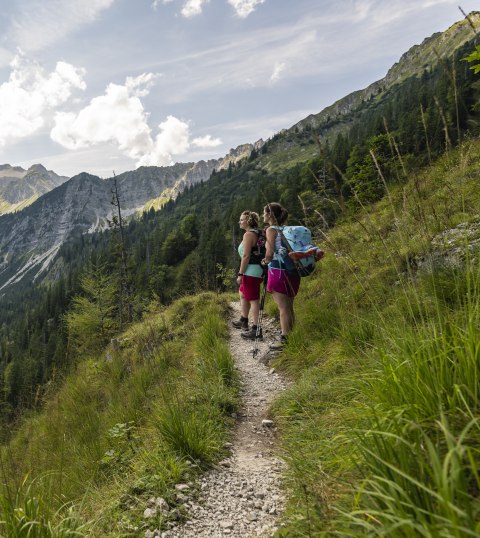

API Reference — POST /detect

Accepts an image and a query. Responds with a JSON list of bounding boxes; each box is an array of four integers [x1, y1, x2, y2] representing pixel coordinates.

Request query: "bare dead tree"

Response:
[[419, 104, 432, 164], [110, 171, 133, 330]]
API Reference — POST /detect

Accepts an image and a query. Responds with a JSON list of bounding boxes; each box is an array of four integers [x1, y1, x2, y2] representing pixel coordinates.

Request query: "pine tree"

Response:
[[65, 264, 117, 355]]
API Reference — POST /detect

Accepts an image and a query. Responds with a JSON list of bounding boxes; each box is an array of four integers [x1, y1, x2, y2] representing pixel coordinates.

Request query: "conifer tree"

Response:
[[65, 263, 117, 355]]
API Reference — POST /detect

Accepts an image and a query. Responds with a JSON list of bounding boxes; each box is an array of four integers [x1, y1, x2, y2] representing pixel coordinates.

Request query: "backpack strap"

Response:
[[248, 228, 265, 265]]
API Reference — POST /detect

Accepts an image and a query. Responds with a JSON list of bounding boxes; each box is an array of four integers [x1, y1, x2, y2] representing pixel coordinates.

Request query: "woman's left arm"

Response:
[[236, 232, 255, 285]]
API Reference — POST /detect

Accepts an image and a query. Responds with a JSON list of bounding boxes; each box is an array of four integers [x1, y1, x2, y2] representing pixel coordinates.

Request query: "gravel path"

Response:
[[164, 302, 289, 537]]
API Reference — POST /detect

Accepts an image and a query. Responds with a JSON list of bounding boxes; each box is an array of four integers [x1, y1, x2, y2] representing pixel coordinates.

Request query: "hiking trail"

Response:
[[163, 301, 289, 537]]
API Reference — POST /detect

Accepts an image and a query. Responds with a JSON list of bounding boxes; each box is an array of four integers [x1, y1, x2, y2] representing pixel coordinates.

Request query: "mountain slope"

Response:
[[1, 14, 477, 292], [1, 137, 480, 537], [0, 144, 261, 291], [255, 12, 480, 172], [0, 162, 214, 290], [0, 163, 68, 214]]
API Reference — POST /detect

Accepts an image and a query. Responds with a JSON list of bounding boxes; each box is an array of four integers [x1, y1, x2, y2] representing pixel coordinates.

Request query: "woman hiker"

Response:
[[261, 202, 300, 351], [232, 210, 266, 339]]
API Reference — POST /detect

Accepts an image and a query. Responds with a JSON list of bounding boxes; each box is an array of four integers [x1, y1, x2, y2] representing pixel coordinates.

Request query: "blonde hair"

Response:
[[241, 210, 260, 228]]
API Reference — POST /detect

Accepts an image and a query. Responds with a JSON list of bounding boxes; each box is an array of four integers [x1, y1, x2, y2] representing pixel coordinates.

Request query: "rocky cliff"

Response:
[[293, 12, 480, 133], [0, 143, 259, 290], [0, 164, 69, 214]]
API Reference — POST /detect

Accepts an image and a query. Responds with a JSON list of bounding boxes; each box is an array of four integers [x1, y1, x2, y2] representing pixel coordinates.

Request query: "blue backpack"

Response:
[[273, 225, 324, 277]]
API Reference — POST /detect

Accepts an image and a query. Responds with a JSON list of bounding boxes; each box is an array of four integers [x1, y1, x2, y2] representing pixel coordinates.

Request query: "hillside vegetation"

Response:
[[269, 139, 480, 535], [1, 16, 480, 537], [1, 25, 479, 430], [0, 293, 238, 536], [1, 138, 480, 536]]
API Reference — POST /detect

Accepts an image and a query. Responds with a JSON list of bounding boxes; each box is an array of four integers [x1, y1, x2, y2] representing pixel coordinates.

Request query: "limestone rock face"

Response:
[[216, 144, 256, 169], [0, 160, 223, 290], [0, 164, 68, 214], [0, 138, 271, 291]]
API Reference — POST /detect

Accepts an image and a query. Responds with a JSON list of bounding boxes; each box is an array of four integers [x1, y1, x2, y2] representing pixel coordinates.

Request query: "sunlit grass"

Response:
[[272, 140, 480, 536], [0, 293, 237, 536]]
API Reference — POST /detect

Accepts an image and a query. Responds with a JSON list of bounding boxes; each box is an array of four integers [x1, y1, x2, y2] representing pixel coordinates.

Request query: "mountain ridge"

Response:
[[293, 12, 480, 134], [0, 163, 68, 214], [0, 13, 477, 291], [0, 141, 263, 289]]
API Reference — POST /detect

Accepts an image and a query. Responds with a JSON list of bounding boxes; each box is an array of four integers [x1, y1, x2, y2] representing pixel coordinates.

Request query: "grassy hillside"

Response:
[[1, 27, 480, 534], [0, 293, 238, 537], [269, 138, 480, 535], [1, 138, 479, 536], [2, 17, 479, 434]]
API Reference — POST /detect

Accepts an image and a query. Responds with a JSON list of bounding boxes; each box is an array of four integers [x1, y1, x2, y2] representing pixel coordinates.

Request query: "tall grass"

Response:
[[153, 396, 223, 464], [271, 141, 480, 536], [153, 301, 238, 464], [0, 476, 88, 537], [339, 416, 480, 537], [336, 262, 480, 536], [0, 292, 237, 536], [195, 305, 236, 386]]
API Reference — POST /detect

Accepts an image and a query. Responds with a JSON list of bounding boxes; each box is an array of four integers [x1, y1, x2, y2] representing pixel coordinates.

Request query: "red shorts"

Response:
[[267, 267, 300, 298], [239, 275, 263, 301]]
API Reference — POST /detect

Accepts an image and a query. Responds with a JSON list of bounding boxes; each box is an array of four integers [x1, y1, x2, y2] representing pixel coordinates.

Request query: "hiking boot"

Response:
[[241, 326, 263, 340], [232, 316, 248, 329], [269, 334, 287, 351]]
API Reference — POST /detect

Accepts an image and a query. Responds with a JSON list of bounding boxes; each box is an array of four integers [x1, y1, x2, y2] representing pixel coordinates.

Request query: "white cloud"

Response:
[[50, 74, 155, 159], [181, 0, 210, 18], [153, 0, 262, 18], [270, 61, 286, 83], [50, 74, 220, 168], [152, 0, 174, 9], [10, 0, 115, 51], [192, 135, 222, 148], [125, 72, 159, 97], [228, 0, 265, 18], [138, 116, 191, 166], [0, 54, 86, 147]]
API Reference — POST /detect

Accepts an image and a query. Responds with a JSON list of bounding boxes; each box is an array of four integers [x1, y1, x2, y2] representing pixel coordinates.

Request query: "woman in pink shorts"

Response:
[[232, 211, 265, 339], [261, 203, 300, 350]]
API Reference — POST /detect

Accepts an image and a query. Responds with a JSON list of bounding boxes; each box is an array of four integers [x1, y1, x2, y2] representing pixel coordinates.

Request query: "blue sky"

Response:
[[0, 0, 478, 178]]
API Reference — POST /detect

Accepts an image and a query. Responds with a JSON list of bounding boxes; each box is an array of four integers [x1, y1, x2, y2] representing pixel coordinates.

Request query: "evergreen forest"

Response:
[[0, 28, 480, 537]]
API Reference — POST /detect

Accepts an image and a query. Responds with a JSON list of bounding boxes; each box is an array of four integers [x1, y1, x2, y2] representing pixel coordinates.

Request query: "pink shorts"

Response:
[[240, 275, 263, 301], [267, 267, 300, 298]]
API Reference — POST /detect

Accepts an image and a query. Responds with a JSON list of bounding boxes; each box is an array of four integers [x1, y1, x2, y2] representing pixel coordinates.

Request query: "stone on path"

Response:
[[150, 302, 290, 537]]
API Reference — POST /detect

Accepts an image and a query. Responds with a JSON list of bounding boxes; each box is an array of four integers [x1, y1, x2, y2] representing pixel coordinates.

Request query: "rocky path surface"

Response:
[[164, 302, 289, 538]]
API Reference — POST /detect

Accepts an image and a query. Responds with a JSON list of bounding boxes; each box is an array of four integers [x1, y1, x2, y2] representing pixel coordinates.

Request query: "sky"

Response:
[[0, 0, 478, 178]]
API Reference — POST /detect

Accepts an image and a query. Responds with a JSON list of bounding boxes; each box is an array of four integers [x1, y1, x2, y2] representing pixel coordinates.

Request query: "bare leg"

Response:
[[250, 299, 260, 326], [272, 291, 294, 335], [239, 291, 251, 319]]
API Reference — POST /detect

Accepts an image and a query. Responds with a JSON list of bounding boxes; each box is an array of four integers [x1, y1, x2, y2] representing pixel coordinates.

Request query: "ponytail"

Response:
[[264, 202, 288, 225]]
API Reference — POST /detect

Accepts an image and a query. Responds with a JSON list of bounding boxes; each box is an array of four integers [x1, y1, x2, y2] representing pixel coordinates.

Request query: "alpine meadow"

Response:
[[1, 8, 480, 538]]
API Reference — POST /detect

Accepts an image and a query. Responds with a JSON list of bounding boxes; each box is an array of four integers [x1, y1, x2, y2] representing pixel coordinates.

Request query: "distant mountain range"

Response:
[[0, 12, 478, 293], [253, 12, 480, 173], [0, 142, 263, 290], [0, 164, 68, 214]]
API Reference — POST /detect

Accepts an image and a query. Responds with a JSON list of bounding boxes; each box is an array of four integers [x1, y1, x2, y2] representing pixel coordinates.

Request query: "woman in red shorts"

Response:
[[232, 210, 265, 339], [261, 202, 300, 350]]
